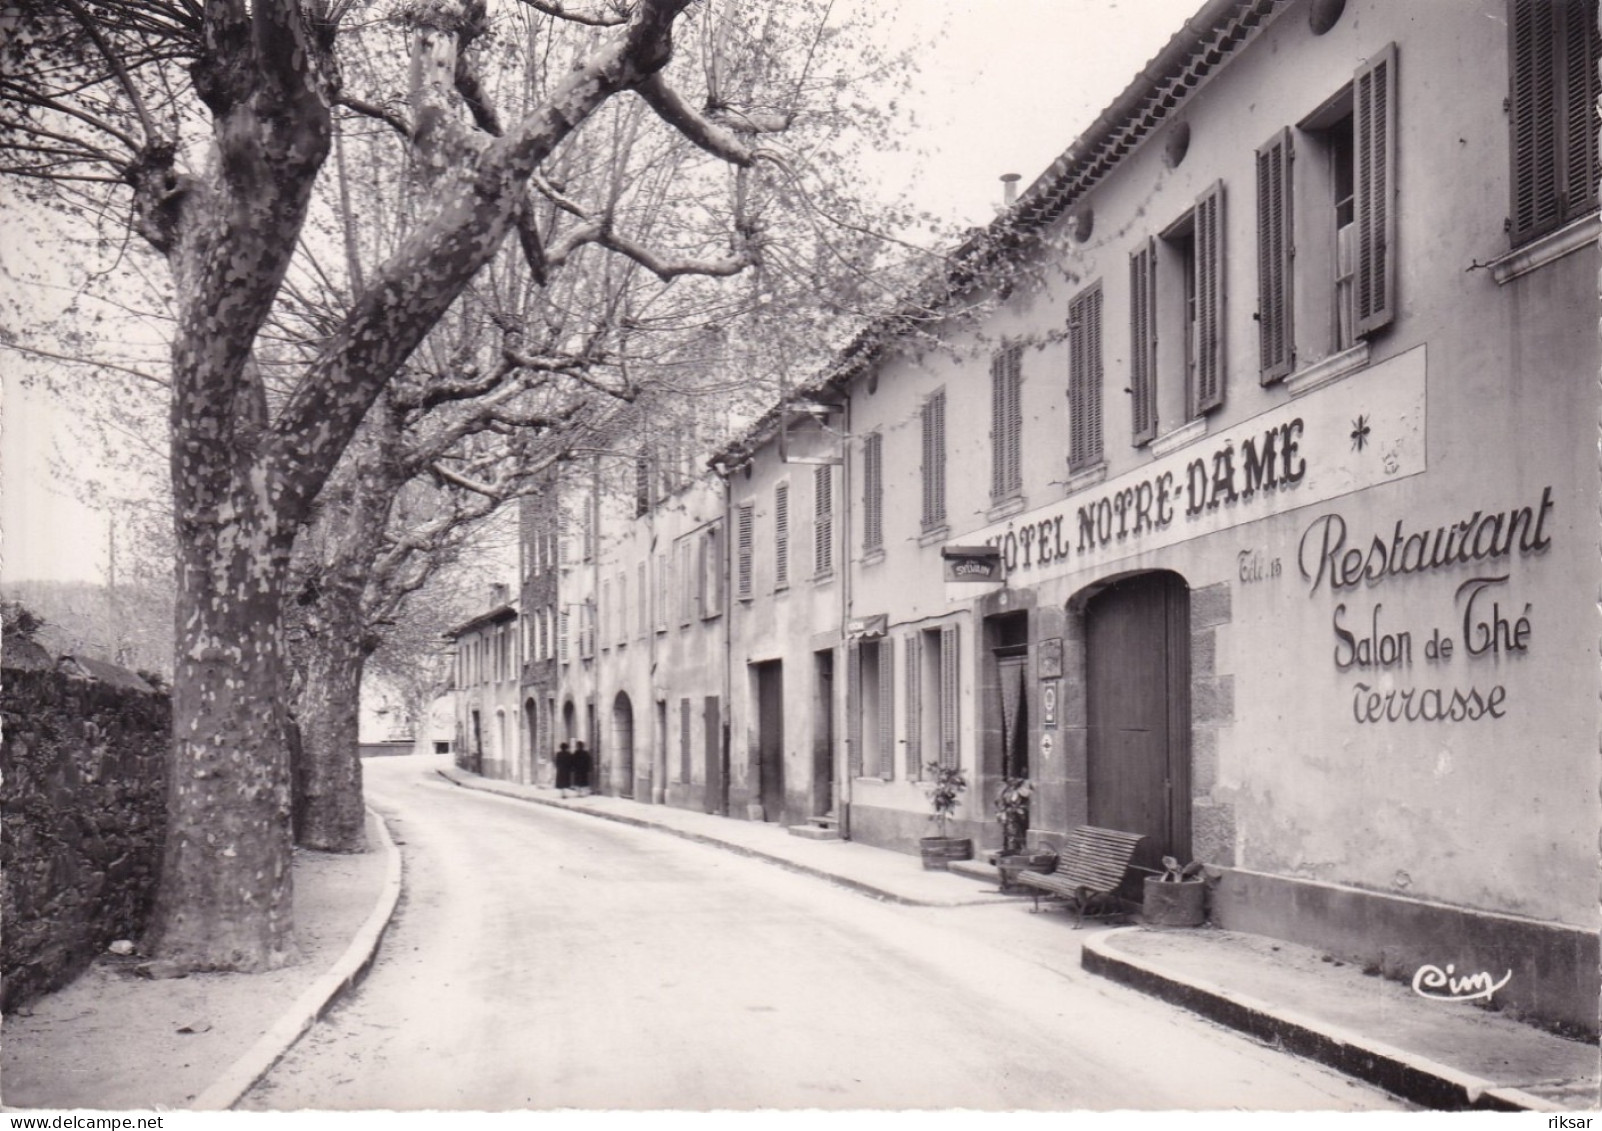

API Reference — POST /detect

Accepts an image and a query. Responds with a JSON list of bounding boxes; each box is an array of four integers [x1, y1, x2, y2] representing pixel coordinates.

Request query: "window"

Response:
[[774, 482, 790, 590], [1510, 0, 1599, 246], [1067, 283, 1104, 472], [913, 623, 962, 770], [678, 537, 694, 625], [921, 389, 947, 531], [990, 345, 1023, 500], [617, 571, 628, 645], [1295, 44, 1397, 358], [848, 637, 895, 780], [736, 502, 755, 599], [559, 608, 569, 663], [700, 522, 723, 618], [862, 431, 884, 554], [813, 464, 834, 579]]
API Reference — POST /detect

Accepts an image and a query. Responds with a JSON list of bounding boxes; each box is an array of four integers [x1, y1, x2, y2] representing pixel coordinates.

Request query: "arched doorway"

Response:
[[612, 693, 635, 799], [1084, 571, 1191, 884], [561, 699, 576, 745]]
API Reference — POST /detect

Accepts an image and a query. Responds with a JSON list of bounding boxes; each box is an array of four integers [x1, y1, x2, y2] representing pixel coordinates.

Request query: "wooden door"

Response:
[[703, 695, 723, 815], [1086, 573, 1190, 878], [756, 662, 785, 822]]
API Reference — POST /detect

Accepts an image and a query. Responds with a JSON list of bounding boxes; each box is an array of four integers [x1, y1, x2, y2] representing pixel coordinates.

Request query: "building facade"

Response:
[[459, 0, 1599, 1036], [445, 585, 522, 780]]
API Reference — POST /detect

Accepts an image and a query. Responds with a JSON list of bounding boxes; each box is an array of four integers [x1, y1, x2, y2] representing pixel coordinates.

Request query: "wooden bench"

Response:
[[1016, 825, 1147, 927]]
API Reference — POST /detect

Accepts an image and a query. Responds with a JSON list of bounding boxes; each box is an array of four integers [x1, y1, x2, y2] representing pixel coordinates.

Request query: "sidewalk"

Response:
[[1, 810, 401, 1112], [440, 766, 1600, 1114]]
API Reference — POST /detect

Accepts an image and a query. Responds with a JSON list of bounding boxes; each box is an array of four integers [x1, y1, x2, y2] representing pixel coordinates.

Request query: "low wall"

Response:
[[1213, 867, 1600, 1039], [1, 668, 170, 1012]]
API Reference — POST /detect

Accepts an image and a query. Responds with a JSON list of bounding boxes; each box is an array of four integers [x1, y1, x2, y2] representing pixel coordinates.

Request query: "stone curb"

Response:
[[1080, 929, 1563, 1113], [433, 767, 1013, 909], [189, 806, 404, 1111]]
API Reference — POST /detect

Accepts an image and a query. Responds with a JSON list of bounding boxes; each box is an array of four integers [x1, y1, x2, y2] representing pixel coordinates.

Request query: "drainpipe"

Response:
[[720, 469, 734, 819], [838, 391, 853, 840]]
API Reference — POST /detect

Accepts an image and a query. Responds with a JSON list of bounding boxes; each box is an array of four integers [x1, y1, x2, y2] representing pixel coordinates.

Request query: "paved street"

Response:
[[242, 755, 1404, 1111]]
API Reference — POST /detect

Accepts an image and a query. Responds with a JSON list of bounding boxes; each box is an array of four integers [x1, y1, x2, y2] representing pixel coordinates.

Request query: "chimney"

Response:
[[1001, 173, 1021, 208]]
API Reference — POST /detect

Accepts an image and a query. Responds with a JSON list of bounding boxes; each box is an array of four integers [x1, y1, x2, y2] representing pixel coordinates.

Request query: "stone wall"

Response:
[[2, 668, 169, 1011]]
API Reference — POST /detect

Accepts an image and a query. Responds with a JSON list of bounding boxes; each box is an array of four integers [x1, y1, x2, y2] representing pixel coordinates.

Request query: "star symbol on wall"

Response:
[[1351, 414, 1371, 451]]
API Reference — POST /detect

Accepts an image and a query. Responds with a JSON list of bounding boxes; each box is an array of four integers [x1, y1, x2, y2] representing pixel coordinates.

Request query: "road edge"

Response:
[[189, 806, 405, 1111]]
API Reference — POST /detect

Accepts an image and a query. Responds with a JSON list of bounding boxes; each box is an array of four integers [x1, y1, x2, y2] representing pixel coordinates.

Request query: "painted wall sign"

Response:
[[954, 345, 1426, 588], [1298, 486, 1553, 726]]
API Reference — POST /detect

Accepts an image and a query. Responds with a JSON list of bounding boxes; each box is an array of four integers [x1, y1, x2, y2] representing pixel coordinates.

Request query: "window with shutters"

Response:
[[1257, 128, 1295, 382], [774, 481, 790, 591], [1298, 44, 1397, 358], [862, 430, 884, 555], [813, 464, 834, 580], [921, 389, 947, 531], [990, 346, 1023, 500], [1509, 0, 1599, 247], [736, 502, 755, 599], [701, 522, 723, 619], [848, 637, 895, 780], [1067, 283, 1104, 472]]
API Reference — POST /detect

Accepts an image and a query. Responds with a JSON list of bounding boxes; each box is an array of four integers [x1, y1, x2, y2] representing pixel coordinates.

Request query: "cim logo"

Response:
[[1411, 963, 1512, 1003]]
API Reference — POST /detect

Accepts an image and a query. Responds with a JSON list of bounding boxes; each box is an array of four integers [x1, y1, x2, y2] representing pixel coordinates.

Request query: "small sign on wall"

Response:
[[1041, 679, 1059, 728], [1039, 637, 1064, 679]]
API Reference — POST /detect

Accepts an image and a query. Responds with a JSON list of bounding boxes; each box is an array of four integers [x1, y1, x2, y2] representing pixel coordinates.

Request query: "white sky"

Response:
[[0, 0, 1202, 586]]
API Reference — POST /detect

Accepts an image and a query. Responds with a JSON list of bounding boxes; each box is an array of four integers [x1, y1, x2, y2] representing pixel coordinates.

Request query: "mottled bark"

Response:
[[293, 572, 368, 853]]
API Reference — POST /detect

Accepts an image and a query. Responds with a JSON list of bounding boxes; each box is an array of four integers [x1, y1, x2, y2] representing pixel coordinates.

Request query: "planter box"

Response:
[[1143, 876, 1207, 927], [920, 836, 973, 871]]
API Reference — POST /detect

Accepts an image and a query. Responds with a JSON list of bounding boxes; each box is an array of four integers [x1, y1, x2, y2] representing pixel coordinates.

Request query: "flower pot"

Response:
[[1143, 875, 1207, 927], [920, 836, 973, 871]]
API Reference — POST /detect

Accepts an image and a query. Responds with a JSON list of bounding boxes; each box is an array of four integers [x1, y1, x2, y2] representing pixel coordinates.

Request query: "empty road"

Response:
[[242, 755, 1403, 1111]]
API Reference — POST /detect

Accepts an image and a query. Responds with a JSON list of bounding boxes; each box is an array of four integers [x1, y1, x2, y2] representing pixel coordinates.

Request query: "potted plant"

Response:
[[919, 763, 972, 870], [991, 778, 1054, 891], [1143, 855, 1208, 927]]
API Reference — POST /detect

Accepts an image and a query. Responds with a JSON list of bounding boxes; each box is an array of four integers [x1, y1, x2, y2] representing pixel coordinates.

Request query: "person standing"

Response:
[[573, 740, 593, 796], [554, 741, 574, 798]]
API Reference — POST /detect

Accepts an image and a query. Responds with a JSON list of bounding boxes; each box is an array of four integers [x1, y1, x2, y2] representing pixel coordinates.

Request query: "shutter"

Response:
[[990, 347, 1022, 498], [1510, 0, 1562, 244], [560, 609, 569, 662], [736, 503, 754, 599], [1068, 285, 1104, 470], [708, 523, 723, 612], [634, 449, 651, 516], [1192, 181, 1226, 413], [1562, 0, 1601, 221], [878, 637, 895, 780], [1128, 238, 1158, 442], [814, 464, 833, 577], [680, 698, 692, 783], [1256, 128, 1295, 383], [905, 631, 922, 779], [922, 390, 947, 528], [637, 562, 646, 636], [939, 622, 960, 769], [847, 639, 863, 779], [863, 431, 883, 552], [774, 482, 790, 589], [1353, 43, 1397, 338], [696, 530, 708, 618]]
